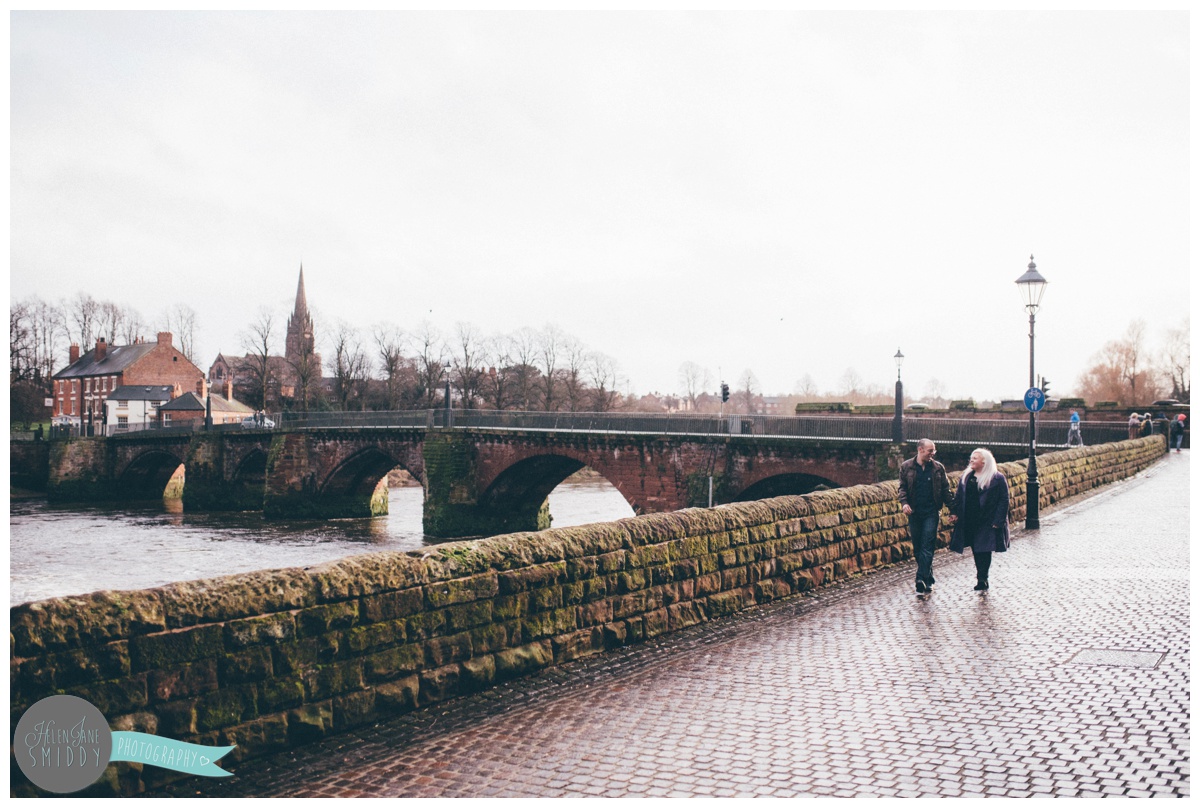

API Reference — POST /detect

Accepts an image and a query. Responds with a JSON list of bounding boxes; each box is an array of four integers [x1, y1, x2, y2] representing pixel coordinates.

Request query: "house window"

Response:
[[163, 413, 171, 424], [117, 416, 128, 430], [117, 400, 128, 410]]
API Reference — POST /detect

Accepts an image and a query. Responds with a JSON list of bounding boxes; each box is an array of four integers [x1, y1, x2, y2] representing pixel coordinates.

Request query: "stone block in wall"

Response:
[[220, 647, 273, 685], [224, 613, 296, 650], [424, 632, 473, 668], [302, 659, 364, 701], [272, 634, 342, 675], [196, 684, 259, 732], [444, 600, 496, 632], [345, 620, 405, 654], [522, 606, 579, 640], [494, 640, 553, 681], [468, 623, 508, 656], [220, 714, 289, 764], [418, 663, 461, 706], [425, 573, 500, 608], [333, 689, 376, 732], [308, 552, 430, 602], [148, 659, 219, 703], [667, 601, 705, 632], [11, 591, 166, 656], [552, 627, 604, 663], [526, 586, 563, 614], [362, 644, 423, 683], [286, 701, 333, 746], [259, 678, 305, 713], [64, 674, 149, 718], [295, 601, 360, 637], [375, 676, 419, 715], [359, 589, 423, 624], [405, 610, 447, 641], [157, 569, 315, 629], [18, 640, 131, 692], [497, 562, 567, 594], [460, 655, 497, 691], [130, 625, 224, 672]]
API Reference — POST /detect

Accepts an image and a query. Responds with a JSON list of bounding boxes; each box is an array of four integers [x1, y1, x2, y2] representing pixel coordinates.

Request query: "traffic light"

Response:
[[720, 383, 730, 403], [1040, 377, 1051, 397]]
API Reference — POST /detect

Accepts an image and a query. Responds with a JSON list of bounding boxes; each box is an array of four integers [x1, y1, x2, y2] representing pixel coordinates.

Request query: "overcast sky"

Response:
[[9, 11, 1191, 404]]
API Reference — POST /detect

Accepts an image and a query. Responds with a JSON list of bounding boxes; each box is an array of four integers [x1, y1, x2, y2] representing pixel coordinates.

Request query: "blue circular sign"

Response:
[[1024, 387, 1046, 412]]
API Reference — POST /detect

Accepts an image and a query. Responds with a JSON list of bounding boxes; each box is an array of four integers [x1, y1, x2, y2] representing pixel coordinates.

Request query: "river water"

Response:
[[9, 478, 635, 606]]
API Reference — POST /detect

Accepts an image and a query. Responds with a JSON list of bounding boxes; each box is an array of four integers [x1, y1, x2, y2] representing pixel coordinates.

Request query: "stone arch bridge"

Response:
[[45, 423, 964, 538]]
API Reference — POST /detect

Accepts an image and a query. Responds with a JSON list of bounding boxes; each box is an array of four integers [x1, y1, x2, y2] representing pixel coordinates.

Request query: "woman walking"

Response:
[[949, 448, 1010, 592]]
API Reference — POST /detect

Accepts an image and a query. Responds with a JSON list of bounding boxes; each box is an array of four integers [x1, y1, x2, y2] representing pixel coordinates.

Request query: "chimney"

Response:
[[224, 379, 233, 401], [197, 378, 208, 399], [172, 383, 182, 399], [95, 337, 107, 362], [69, 343, 81, 364], [157, 332, 172, 347]]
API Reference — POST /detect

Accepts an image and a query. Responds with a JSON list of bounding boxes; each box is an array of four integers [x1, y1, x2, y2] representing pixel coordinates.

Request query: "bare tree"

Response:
[[240, 308, 277, 410], [373, 324, 407, 410], [288, 338, 321, 412], [561, 335, 588, 412], [26, 297, 67, 377], [162, 304, 199, 363], [507, 327, 540, 410], [413, 321, 448, 408], [117, 305, 147, 345], [66, 292, 100, 348], [737, 368, 760, 414], [1076, 319, 1168, 405], [839, 367, 863, 399], [480, 333, 514, 411], [922, 378, 948, 408], [587, 352, 621, 412], [792, 373, 819, 400], [450, 322, 485, 409], [537, 324, 564, 411], [679, 361, 712, 411], [332, 321, 369, 410], [1162, 318, 1190, 403]]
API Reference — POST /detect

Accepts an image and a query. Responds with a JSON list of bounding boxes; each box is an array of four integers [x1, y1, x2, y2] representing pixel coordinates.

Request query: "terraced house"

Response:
[[51, 332, 204, 428]]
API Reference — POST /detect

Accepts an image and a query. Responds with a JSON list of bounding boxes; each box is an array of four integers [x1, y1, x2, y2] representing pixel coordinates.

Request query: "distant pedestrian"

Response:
[[1067, 410, 1084, 447], [1128, 412, 1142, 440], [949, 448, 1010, 592], [897, 439, 955, 595], [1140, 413, 1153, 438], [1169, 414, 1186, 453]]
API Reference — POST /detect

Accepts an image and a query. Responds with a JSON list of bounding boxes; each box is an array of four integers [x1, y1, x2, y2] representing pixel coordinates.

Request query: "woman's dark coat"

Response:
[[949, 471, 1011, 554]]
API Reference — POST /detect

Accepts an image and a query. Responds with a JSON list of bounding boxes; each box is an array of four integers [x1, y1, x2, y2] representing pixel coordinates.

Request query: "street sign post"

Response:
[[1024, 386, 1046, 413]]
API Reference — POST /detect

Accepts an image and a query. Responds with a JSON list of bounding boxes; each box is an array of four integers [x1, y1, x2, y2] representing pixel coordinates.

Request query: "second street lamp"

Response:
[[1016, 255, 1048, 529], [893, 348, 905, 444]]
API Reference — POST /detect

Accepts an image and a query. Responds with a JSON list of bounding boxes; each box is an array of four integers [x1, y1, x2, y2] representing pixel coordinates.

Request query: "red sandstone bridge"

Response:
[[44, 410, 1130, 539]]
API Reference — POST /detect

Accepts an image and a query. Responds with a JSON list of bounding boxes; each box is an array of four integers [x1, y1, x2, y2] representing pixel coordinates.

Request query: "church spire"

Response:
[[294, 264, 309, 322]]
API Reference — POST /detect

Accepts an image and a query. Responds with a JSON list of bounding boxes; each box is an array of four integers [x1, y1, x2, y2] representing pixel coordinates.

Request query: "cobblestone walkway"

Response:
[[162, 453, 1190, 798]]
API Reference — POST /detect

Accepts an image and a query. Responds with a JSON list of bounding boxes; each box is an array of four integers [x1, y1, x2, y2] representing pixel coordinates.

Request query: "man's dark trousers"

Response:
[[909, 511, 938, 587]]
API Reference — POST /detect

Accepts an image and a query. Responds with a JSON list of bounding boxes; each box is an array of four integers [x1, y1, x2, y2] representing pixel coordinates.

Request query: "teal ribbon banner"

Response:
[[110, 731, 235, 778]]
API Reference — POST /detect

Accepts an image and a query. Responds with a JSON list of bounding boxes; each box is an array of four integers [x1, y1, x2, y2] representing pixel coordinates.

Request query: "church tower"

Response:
[[285, 265, 316, 365]]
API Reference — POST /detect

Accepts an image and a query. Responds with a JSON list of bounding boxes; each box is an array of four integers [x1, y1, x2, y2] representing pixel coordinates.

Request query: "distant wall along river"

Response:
[[9, 472, 635, 606]]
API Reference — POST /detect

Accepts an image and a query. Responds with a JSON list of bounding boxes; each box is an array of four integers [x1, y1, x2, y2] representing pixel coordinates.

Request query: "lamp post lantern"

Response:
[[892, 348, 905, 444], [1016, 255, 1048, 529]]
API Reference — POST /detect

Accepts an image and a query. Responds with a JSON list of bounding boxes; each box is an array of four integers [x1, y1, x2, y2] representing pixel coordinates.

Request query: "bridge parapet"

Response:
[[10, 437, 1165, 796]]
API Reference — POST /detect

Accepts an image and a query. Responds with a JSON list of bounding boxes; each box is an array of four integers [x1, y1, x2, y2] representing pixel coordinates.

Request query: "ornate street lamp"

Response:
[[893, 348, 905, 444], [1016, 255, 1048, 529]]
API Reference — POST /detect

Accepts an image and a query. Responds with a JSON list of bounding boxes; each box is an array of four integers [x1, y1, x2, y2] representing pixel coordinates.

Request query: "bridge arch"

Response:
[[117, 449, 186, 501], [477, 453, 638, 534], [731, 472, 841, 502], [320, 447, 426, 518]]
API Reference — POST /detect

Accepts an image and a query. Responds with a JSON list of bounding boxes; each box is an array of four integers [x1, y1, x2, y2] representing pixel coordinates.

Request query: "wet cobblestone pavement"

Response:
[[159, 453, 1189, 798]]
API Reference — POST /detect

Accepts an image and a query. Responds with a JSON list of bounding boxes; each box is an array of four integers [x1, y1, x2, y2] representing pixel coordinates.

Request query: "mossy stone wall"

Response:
[[10, 437, 1165, 796]]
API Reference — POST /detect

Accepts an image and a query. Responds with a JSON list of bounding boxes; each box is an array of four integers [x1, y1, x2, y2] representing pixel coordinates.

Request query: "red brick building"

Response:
[[51, 332, 204, 427], [156, 380, 254, 427]]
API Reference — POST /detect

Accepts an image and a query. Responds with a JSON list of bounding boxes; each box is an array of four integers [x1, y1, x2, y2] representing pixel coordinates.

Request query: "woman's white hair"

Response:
[[970, 448, 998, 489]]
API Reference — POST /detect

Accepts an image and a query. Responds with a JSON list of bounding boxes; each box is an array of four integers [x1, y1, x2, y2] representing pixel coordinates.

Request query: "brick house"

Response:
[[156, 380, 254, 427], [51, 332, 204, 427]]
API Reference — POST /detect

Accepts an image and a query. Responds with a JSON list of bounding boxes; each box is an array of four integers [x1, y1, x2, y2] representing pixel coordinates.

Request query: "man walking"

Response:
[[898, 439, 955, 594]]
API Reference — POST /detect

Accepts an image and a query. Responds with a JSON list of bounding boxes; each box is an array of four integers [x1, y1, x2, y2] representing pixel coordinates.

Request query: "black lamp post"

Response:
[[892, 348, 905, 444], [1016, 255, 1048, 529]]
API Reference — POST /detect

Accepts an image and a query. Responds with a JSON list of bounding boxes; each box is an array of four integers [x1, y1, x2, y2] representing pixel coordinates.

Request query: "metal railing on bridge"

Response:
[[39, 409, 1138, 448]]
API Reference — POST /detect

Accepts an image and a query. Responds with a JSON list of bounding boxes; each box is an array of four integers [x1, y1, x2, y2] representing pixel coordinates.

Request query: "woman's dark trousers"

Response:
[[909, 512, 939, 587], [973, 551, 992, 585]]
